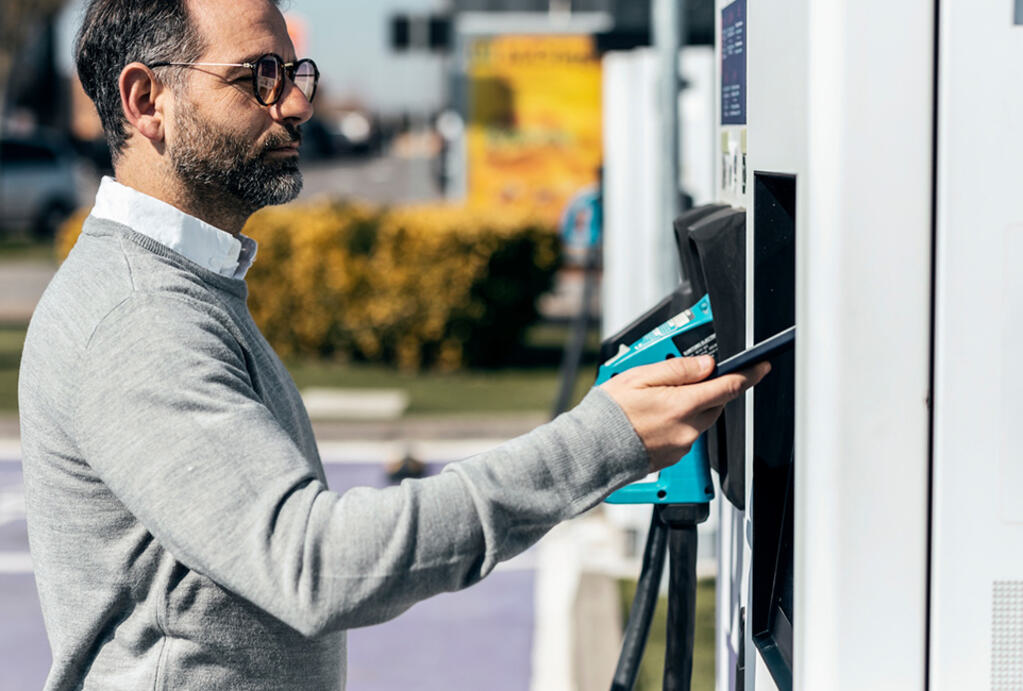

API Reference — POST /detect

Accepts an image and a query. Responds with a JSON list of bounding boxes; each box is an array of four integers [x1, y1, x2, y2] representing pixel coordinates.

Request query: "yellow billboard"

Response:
[[466, 35, 602, 224]]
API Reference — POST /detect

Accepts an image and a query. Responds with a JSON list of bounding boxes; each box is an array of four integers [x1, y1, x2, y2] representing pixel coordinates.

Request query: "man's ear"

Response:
[[119, 63, 169, 143]]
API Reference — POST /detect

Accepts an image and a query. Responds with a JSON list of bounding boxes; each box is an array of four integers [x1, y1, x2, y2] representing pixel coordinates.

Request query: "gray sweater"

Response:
[[18, 216, 649, 690]]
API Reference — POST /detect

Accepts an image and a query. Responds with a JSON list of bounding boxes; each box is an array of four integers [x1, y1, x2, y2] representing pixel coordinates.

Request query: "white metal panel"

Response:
[[715, 500, 743, 691], [798, 0, 933, 688], [930, 1, 1023, 688], [714, 0, 812, 684], [712, 1, 746, 684], [680, 47, 717, 206], [716, 0, 933, 687], [713, 1, 751, 686], [747, 0, 808, 176], [601, 50, 678, 338], [753, 653, 781, 691], [745, 0, 807, 684], [716, 0, 813, 686]]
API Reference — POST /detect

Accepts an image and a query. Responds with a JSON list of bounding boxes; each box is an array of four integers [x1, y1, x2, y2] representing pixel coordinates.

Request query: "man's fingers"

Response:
[[600, 358, 772, 473], [627, 354, 716, 387], [687, 405, 725, 435], [682, 362, 772, 411]]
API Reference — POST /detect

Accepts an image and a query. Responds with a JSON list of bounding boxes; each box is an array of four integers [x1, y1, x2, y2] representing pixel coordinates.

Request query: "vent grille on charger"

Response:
[[992, 581, 1023, 690]]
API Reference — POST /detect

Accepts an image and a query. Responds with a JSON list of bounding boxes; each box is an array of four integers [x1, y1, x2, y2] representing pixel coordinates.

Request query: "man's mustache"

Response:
[[261, 125, 302, 153]]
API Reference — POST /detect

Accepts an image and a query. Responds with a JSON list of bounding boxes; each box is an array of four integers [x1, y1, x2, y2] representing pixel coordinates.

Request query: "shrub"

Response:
[[57, 201, 561, 370], [55, 207, 90, 260]]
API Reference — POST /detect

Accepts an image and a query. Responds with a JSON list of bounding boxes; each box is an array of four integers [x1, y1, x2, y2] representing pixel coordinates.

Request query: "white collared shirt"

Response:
[[90, 176, 258, 280]]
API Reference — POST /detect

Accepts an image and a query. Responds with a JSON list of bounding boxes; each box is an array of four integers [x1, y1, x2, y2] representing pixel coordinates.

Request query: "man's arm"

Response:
[[74, 293, 656, 636]]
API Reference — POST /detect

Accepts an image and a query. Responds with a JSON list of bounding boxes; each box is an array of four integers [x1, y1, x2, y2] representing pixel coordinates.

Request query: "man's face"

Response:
[[166, 0, 313, 211], [170, 95, 303, 210]]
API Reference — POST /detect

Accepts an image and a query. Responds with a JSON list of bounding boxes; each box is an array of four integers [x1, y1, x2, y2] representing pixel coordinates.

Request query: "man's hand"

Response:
[[601, 355, 771, 472]]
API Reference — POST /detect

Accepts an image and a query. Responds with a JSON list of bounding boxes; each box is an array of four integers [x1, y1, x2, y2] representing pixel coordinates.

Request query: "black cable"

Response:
[[610, 509, 668, 691], [662, 523, 700, 691], [657, 503, 709, 691]]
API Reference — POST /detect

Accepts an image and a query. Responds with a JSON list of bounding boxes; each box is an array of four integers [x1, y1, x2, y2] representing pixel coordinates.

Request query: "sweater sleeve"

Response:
[[75, 294, 649, 636]]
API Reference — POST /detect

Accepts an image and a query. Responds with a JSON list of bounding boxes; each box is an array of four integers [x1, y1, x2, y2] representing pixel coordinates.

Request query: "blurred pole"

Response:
[[551, 244, 599, 419], [653, 0, 688, 288]]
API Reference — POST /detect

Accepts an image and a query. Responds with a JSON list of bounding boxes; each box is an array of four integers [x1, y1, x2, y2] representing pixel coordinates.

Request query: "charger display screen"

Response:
[[721, 0, 747, 124]]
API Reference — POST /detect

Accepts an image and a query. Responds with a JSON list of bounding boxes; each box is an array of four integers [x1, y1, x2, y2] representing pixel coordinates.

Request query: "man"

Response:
[[18, 0, 768, 688]]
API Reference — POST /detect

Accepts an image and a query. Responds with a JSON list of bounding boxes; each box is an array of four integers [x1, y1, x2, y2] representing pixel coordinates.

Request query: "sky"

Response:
[[57, 0, 451, 116]]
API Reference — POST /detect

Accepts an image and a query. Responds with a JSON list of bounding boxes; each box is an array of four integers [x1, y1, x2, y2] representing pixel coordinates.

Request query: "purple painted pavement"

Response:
[[1, 574, 51, 690], [0, 459, 535, 690], [347, 570, 535, 690]]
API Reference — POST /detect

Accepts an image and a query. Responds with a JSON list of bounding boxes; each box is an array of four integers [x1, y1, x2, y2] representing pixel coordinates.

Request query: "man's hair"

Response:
[[75, 0, 206, 161]]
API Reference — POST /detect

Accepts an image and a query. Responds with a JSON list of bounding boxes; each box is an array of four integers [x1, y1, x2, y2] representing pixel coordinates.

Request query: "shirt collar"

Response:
[[90, 176, 258, 280]]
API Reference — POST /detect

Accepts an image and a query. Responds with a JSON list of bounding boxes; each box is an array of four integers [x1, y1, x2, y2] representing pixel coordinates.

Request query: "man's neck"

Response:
[[113, 157, 251, 236]]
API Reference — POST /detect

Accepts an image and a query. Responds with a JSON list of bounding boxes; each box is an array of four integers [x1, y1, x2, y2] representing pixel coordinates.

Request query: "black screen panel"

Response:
[[750, 172, 796, 691]]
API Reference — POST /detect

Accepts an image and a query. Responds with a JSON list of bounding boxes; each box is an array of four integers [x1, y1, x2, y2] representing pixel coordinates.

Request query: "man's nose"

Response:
[[271, 78, 314, 125]]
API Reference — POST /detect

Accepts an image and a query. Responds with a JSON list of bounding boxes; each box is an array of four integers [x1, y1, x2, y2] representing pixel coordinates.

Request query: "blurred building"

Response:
[[415, 0, 714, 216], [3, 11, 69, 134], [447, 0, 713, 45]]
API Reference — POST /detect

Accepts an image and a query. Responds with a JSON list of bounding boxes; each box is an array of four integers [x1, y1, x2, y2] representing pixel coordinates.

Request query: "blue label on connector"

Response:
[[595, 296, 715, 386]]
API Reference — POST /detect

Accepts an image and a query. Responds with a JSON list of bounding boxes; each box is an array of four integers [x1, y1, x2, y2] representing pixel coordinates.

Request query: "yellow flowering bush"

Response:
[[55, 207, 90, 260], [57, 201, 561, 370]]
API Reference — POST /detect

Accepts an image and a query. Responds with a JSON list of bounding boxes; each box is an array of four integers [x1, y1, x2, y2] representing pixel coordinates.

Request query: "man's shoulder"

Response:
[[28, 221, 135, 351], [31, 218, 240, 356]]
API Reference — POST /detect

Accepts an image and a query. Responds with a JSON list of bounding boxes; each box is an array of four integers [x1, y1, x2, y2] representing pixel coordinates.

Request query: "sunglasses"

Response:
[[150, 53, 319, 106]]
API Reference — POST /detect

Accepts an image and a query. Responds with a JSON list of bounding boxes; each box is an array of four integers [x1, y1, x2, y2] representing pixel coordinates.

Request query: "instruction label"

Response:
[[721, 0, 747, 125]]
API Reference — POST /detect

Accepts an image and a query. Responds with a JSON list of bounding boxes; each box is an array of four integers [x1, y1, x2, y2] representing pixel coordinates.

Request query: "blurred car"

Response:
[[333, 110, 380, 156], [0, 134, 79, 238], [297, 117, 335, 161], [296, 111, 384, 162]]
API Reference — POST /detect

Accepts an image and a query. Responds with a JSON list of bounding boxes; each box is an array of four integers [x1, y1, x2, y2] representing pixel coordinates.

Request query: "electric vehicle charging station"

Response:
[[603, 0, 1021, 689], [715, 0, 1023, 688]]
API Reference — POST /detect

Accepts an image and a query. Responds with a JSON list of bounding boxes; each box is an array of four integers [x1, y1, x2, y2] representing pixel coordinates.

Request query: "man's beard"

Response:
[[169, 105, 303, 212]]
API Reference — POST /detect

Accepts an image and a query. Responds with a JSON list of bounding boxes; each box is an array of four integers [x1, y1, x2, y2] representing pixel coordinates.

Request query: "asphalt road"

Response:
[[297, 154, 441, 205], [0, 456, 535, 690], [0, 261, 57, 323]]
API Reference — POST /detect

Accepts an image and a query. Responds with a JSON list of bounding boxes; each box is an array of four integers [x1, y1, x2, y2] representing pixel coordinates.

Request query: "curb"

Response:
[[0, 437, 521, 465]]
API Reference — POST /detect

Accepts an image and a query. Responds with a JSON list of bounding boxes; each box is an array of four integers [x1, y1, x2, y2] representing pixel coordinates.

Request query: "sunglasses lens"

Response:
[[256, 57, 283, 104], [294, 60, 317, 102]]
